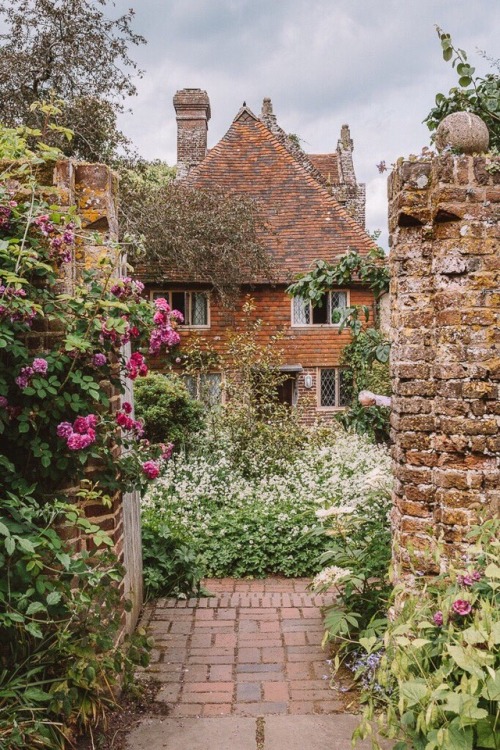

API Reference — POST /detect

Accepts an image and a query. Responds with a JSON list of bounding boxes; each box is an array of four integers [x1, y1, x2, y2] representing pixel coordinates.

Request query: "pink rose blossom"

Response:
[[56, 422, 73, 438], [32, 358, 48, 374], [142, 460, 160, 480], [92, 353, 107, 367], [452, 600, 472, 616], [433, 611, 443, 627], [122, 401, 132, 414]]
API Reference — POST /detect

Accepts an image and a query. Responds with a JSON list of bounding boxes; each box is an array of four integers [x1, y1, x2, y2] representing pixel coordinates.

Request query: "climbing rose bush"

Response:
[[0, 179, 181, 494]]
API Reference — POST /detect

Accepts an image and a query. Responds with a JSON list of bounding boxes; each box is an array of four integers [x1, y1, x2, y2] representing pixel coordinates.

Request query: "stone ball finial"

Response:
[[435, 111, 490, 154]]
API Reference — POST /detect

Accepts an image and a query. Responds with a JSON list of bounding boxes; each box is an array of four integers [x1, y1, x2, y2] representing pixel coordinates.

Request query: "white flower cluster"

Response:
[[311, 565, 353, 591], [143, 429, 392, 569]]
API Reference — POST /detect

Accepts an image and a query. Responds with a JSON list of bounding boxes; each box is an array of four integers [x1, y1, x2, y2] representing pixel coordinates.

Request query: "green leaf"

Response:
[[443, 47, 453, 62], [24, 687, 52, 703], [46, 591, 61, 606], [484, 562, 500, 579], [5, 536, 15, 555], [401, 680, 429, 707], [0, 521, 10, 537], [446, 720, 473, 750], [25, 621, 43, 639], [475, 718, 498, 748], [481, 671, 500, 701], [26, 601, 47, 616]]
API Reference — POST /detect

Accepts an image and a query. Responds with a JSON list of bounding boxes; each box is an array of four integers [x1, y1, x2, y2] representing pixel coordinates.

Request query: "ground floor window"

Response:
[[183, 373, 222, 406], [151, 290, 209, 327], [318, 368, 351, 408]]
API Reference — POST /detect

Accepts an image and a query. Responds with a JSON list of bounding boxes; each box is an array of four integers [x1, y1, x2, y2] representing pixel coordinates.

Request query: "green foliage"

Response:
[[337, 328, 391, 441], [141, 523, 204, 602], [287, 249, 391, 440], [425, 27, 500, 152], [313, 492, 392, 665], [0, 0, 145, 162], [0, 491, 151, 748], [355, 518, 500, 750], [134, 373, 204, 447], [0, 119, 177, 745], [287, 247, 390, 304], [143, 428, 392, 579]]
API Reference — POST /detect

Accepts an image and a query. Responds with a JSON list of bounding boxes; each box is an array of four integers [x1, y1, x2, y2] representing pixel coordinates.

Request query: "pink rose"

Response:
[[142, 460, 160, 480], [452, 600, 472, 616], [433, 611, 443, 627]]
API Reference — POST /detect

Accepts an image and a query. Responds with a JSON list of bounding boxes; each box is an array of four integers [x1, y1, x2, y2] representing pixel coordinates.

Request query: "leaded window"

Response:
[[319, 368, 352, 408], [292, 291, 348, 326], [183, 373, 222, 406]]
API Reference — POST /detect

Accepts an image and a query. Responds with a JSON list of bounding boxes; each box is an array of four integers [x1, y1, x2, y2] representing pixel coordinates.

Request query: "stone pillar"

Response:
[[388, 153, 500, 580]]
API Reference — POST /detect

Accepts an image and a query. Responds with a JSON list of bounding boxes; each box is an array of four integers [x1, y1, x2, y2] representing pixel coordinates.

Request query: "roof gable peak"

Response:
[[233, 103, 258, 123]]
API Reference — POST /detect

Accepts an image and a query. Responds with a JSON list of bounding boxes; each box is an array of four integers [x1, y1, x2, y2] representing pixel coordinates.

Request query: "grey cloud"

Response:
[[113, 0, 500, 248]]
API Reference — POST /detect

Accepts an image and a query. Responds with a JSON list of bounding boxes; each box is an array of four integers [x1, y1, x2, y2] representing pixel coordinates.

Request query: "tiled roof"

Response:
[[308, 154, 340, 183], [138, 107, 375, 284], [186, 109, 374, 281]]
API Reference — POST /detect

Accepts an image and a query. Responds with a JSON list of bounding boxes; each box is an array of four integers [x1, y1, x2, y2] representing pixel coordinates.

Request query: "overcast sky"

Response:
[[114, 0, 499, 249]]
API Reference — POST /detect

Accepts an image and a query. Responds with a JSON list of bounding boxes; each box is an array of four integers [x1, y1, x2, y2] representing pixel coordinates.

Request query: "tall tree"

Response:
[[119, 160, 274, 304], [0, 0, 145, 161]]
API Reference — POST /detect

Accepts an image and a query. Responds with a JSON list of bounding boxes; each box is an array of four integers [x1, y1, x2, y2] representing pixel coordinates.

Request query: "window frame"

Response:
[[316, 367, 351, 411], [291, 290, 350, 328], [182, 371, 223, 406], [150, 289, 211, 329]]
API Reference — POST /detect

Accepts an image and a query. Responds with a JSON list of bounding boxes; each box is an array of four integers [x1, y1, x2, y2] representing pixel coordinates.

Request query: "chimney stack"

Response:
[[173, 88, 211, 178]]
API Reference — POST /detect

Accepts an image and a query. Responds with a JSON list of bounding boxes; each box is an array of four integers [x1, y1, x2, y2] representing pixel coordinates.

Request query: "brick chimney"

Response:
[[173, 88, 211, 178]]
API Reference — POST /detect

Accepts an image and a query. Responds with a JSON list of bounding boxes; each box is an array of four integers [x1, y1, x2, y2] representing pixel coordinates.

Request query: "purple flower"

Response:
[[15, 366, 34, 389], [92, 353, 107, 367], [57, 422, 73, 438], [32, 358, 48, 375], [0, 396, 8, 408], [452, 600, 472, 616], [433, 611, 443, 627]]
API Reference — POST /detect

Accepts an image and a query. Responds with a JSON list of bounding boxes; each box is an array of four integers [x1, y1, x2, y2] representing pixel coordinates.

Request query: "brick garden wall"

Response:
[[26, 159, 142, 633], [388, 153, 500, 580]]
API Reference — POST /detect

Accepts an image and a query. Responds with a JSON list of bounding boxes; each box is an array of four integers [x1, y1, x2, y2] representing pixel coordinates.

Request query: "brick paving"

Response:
[[138, 577, 344, 718]]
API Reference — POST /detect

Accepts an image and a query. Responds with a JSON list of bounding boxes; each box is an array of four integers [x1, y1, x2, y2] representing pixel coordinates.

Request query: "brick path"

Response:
[[138, 577, 344, 717]]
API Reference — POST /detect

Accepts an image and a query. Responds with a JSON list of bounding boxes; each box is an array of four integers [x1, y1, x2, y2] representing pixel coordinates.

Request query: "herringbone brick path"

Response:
[[138, 578, 344, 717]]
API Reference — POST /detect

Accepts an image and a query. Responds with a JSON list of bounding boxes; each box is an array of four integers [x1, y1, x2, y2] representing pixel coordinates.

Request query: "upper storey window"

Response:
[[292, 291, 348, 326], [151, 291, 209, 328]]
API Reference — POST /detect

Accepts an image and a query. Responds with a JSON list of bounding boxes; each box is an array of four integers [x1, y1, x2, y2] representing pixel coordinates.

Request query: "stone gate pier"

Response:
[[388, 152, 500, 579]]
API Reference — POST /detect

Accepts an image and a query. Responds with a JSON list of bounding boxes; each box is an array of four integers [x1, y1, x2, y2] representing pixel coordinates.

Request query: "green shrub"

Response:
[[312, 491, 392, 666], [141, 522, 204, 601], [355, 518, 500, 750], [134, 373, 204, 446], [0, 490, 150, 749]]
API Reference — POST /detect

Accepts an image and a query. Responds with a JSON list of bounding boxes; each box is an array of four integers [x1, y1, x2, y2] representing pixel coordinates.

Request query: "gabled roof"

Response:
[[184, 109, 374, 281], [308, 154, 340, 184]]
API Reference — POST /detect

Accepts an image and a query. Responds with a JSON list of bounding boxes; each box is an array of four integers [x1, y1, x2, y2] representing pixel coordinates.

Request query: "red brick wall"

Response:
[[148, 284, 376, 420]]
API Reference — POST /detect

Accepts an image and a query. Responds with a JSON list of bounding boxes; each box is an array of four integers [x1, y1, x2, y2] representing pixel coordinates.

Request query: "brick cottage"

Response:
[[139, 88, 377, 421]]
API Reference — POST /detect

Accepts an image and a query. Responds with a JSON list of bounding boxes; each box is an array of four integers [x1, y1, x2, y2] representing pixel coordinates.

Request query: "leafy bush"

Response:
[[143, 428, 392, 578], [0, 491, 151, 749], [141, 522, 204, 601], [0, 116, 177, 745], [134, 373, 204, 447], [355, 518, 500, 750], [312, 490, 392, 666]]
